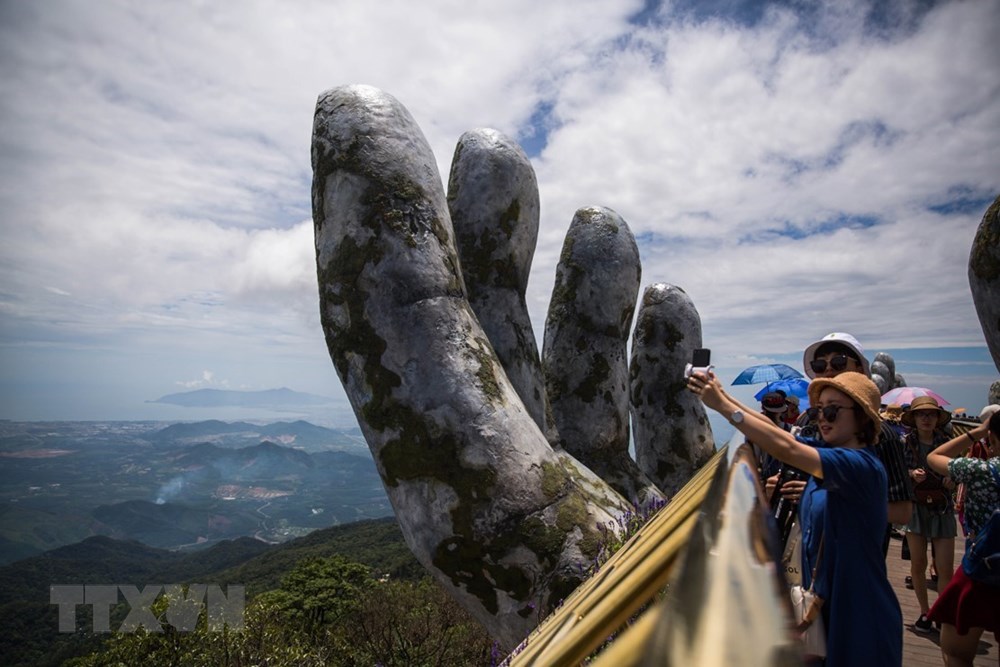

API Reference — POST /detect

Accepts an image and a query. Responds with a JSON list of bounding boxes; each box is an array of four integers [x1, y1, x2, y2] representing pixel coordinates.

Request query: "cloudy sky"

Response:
[[0, 0, 997, 426]]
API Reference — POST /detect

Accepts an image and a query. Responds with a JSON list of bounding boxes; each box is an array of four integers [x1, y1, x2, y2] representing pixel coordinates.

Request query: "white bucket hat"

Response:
[[802, 332, 871, 379], [980, 404, 1000, 421]]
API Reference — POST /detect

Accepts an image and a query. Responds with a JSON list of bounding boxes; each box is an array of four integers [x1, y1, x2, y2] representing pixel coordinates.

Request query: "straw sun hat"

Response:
[[882, 403, 904, 420], [807, 371, 882, 427], [902, 395, 951, 428]]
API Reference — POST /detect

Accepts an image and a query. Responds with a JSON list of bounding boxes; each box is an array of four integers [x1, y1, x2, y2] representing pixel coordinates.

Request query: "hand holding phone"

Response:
[[684, 348, 713, 378]]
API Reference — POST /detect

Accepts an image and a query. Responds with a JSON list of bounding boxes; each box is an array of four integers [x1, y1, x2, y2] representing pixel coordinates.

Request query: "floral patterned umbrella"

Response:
[[880, 386, 949, 407]]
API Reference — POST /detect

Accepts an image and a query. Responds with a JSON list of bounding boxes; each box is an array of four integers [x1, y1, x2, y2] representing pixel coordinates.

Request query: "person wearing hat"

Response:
[[882, 403, 902, 417], [754, 390, 790, 479], [795, 332, 913, 532], [881, 403, 908, 442], [760, 390, 789, 424], [955, 405, 997, 534], [687, 369, 902, 666], [802, 331, 871, 379], [783, 394, 801, 427], [925, 410, 1000, 666], [901, 395, 957, 634]]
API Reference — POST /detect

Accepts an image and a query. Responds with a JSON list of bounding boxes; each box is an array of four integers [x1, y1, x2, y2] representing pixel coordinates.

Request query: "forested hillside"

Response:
[[1, 517, 494, 666]]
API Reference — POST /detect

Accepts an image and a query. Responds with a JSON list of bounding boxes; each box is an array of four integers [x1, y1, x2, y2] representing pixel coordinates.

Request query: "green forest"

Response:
[[1, 518, 497, 666]]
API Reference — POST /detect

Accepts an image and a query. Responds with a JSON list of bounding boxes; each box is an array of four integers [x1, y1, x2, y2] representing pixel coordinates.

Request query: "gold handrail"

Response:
[[626, 442, 798, 666], [507, 431, 796, 666]]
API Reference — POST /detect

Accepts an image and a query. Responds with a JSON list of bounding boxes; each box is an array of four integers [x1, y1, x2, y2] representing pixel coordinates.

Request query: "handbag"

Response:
[[909, 437, 950, 513], [790, 585, 826, 657], [789, 537, 826, 658], [913, 478, 950, 513]]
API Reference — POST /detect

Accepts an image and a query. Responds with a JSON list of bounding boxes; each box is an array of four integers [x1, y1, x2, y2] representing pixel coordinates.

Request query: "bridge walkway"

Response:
[[888, 527, 998, 666]]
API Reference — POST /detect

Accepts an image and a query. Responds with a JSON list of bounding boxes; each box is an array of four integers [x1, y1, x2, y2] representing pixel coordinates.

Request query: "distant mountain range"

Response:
[[0, 420, 385, 564], [149, 419, 367, 453], [149, 387, 334, 408]]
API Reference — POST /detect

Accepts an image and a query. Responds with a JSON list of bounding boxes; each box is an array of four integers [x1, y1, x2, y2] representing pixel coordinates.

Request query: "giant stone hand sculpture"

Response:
[[312, 84, 711, 648], [970, 195, 1000, 374]]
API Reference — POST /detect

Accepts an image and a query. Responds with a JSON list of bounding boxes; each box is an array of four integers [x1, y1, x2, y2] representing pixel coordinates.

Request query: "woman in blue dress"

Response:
[[688, 370, 902, 666]]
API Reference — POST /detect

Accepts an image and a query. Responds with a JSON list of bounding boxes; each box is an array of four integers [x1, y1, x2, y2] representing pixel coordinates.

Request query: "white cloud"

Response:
[[176, 370, 228, 389], [0, 0, 997, 420], [526, 0, 998, 362]]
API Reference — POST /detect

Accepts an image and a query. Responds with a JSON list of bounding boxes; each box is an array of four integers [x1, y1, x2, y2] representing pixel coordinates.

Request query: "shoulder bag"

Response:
[[910, 437, 950, 513], [789, 536, 826, 657]]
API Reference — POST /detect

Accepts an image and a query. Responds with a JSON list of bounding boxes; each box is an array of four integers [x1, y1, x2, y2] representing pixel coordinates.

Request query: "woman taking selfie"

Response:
[[687, 370, 901, 666], [926, 411, 1000, 667]]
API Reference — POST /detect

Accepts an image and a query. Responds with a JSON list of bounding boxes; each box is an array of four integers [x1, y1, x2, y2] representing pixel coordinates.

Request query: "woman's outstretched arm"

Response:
[[688, 371, 823, 478]]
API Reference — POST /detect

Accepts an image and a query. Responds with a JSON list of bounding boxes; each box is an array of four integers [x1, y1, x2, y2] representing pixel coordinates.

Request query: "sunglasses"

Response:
[[809, 354, 854, 374], [806, 404, 858, 423]]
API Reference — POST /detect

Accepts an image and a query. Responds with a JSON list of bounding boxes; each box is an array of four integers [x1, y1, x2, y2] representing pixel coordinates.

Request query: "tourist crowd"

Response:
[[687, 331, 999, 667]]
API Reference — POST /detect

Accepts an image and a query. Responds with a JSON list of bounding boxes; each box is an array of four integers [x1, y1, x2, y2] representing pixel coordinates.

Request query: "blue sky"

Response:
[[0, 0, 997, 426]]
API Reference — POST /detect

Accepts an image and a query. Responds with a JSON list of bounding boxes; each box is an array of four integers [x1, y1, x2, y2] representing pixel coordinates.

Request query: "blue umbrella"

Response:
[[755, 378, 811, 410], [731, 363, 804, 386]]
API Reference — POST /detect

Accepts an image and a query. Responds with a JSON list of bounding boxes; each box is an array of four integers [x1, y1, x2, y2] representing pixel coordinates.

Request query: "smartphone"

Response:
[[691, 348, 711, 367]]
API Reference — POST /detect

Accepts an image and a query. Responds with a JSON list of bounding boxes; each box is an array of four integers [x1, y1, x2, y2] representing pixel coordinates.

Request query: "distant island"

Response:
[[149, 387, 333, 408]]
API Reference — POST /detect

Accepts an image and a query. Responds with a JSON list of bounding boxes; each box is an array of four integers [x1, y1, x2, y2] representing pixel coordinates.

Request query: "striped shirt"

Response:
[[796, 415, 913, 503]]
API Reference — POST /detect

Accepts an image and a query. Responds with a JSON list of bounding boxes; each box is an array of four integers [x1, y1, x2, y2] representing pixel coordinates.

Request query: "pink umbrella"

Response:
[[880, 386, 949, 407]]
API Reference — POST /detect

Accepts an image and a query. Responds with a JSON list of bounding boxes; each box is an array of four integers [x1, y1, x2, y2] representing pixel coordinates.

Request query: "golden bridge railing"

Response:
[[507, 432, 797, 666]]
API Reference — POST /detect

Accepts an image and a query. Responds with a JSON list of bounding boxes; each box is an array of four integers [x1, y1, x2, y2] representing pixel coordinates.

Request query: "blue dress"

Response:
[[799, 443, 902, 667]]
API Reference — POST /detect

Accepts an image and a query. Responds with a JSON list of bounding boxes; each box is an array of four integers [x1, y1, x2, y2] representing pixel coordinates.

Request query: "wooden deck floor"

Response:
[[886, 528, 998, 666]]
